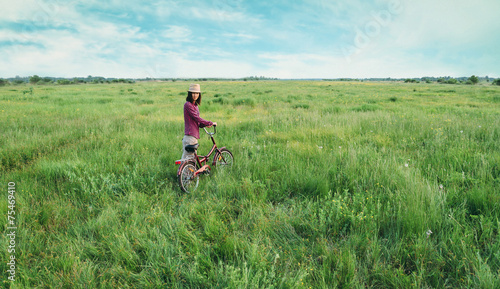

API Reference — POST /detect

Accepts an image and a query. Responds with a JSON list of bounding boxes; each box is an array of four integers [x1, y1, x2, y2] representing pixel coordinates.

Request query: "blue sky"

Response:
[[1, 0, 499, 79]]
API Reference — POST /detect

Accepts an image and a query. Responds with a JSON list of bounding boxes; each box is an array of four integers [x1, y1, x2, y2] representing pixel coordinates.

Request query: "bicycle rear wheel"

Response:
[[178, 161, 199, 193]]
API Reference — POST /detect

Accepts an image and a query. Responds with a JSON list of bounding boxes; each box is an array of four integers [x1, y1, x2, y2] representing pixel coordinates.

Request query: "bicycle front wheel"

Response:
[[214, 148, 234, 169], [178, 161, 199, 193]]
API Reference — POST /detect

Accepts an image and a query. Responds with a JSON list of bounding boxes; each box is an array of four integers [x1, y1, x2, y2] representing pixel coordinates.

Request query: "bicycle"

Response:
[[175, 125, 234, 193]]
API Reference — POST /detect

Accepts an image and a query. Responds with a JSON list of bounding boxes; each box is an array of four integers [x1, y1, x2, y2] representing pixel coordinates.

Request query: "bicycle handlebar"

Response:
[[203, 124, 217, 136]]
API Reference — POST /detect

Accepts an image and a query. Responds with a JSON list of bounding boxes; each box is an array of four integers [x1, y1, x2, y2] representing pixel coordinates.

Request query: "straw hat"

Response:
[[188, 83, 201, 93]]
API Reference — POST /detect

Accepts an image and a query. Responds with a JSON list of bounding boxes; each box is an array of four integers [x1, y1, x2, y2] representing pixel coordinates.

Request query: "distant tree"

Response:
[[446, 78, 458, 84], [0, 78, 7, 86], [492, 79, 500, 86], [57, 79, 71, 85], [30, 75, 42, 84], [468, 75, 479, 84]]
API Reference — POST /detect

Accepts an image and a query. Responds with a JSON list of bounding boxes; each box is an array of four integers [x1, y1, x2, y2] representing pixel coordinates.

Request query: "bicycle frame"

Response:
[[194, 136, 217, 168], [175, 126, 229, 176]]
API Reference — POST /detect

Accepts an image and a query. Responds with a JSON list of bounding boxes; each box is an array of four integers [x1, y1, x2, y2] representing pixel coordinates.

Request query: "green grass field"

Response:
[[1, 81, 499, 288]]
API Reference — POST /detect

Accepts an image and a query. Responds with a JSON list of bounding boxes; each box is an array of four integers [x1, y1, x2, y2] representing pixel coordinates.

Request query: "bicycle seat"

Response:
[[184, 144, 199, 152]]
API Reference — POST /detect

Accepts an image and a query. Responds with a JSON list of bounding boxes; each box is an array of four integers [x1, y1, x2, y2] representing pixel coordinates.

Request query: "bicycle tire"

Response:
[[178, 161, 199, 193], [214, 148, 234, 169]]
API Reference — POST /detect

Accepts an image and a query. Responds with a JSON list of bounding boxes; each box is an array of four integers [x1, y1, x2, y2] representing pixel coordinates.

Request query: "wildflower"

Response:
[[439, 184, 444, 190], [426, 229, 433, 238], [460, 130, 463, 133], [405, 163, 409, 167], [318, 146, 323, 149]]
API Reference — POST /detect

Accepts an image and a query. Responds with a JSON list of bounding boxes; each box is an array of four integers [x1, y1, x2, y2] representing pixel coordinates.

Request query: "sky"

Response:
[[1, 0, 499, 79]]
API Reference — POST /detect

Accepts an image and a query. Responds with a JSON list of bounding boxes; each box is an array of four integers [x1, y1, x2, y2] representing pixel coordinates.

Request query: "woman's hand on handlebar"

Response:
[[210, 122, 217, 127]]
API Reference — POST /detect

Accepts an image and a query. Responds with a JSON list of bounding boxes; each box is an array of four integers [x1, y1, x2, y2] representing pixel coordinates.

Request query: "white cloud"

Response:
[[255, 48, 474, 79], [167, 57, 256, 79], [324, 0, 500, 78], [162, 25, 192, 42], [257, 53, 343, 79], [1, 0, 43, 22], [1, 0, 498, 78], [222, 33, 258, 40], [1, 9, 154, 77], [388, 0, 500, 48], [189, 6, 261, 26]]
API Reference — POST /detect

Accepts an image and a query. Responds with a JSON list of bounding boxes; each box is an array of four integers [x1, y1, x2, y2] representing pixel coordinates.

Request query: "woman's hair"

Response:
[[186, 91, 202, 105]]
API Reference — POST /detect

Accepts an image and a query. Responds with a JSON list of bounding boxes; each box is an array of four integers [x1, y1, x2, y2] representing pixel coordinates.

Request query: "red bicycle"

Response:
[[175, 125, 234, 193]]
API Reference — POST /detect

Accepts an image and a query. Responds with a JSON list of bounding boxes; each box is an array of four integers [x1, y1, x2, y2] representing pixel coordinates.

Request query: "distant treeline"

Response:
[[325, 76, 500, 85], [1, 75, 499, 86], [0, 75, 279, 86], [1, 76, 135, 85]]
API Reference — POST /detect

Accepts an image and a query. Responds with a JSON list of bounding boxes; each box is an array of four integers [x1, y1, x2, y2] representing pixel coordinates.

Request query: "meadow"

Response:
[[1, 80, 499, 288]]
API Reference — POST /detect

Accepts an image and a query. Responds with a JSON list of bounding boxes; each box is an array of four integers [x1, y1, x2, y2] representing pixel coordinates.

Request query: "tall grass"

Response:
[[1, 81, 499, 288]]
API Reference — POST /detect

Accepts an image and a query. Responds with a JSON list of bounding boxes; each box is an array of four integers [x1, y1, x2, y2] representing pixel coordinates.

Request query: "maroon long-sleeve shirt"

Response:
[[184, 101, 213, 139]]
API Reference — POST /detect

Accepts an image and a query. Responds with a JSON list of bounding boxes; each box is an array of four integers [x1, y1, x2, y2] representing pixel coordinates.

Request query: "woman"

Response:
[[181, 84, 217, 160]]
